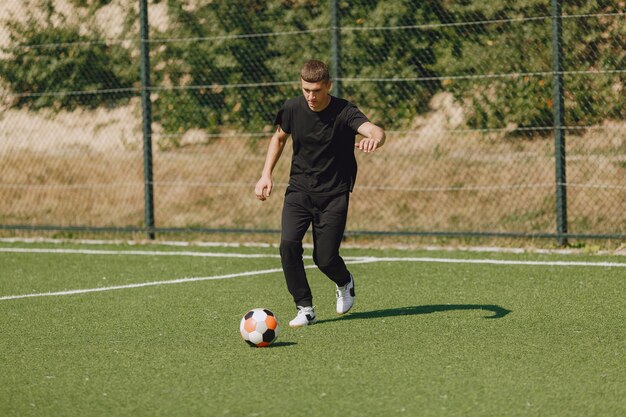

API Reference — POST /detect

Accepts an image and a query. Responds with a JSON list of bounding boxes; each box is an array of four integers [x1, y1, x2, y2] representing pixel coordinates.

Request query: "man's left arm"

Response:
[[355, 122, 386, 153]]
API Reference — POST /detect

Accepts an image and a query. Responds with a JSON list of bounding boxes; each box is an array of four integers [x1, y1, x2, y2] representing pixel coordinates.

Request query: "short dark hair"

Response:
[[300, 60, 330, 83]]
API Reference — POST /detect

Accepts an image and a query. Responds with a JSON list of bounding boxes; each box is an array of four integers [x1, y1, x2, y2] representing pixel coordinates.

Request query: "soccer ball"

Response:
[[240, 308, 280, 347]]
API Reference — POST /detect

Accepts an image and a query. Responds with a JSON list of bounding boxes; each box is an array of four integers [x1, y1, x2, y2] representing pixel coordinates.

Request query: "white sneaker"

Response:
[[289, 306, 316, 328], [336, 274, 355, 314]]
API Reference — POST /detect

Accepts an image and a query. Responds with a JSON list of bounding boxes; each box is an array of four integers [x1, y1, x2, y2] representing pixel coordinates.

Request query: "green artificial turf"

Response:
[[0, 241, 624, 417]]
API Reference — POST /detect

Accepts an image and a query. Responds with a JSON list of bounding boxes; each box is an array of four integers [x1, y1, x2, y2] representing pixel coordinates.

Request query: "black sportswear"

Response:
[[274, 95, 369, 196]]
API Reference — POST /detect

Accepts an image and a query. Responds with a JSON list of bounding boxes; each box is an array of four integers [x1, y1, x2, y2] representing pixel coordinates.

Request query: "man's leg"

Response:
[[311, 192, 351, 287], [280, 190, 314, 307], [311, 192, 355, 314]]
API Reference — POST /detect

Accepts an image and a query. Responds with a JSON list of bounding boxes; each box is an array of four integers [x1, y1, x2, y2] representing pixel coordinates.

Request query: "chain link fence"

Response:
[[0, 0, 624, 242]]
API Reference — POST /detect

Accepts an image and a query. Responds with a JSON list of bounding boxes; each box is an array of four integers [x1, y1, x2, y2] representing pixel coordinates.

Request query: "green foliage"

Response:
[[68, 0, 113, 9], [142, 0, 324, 140], [340, 0, 440, 127], [147, 0, 287, 136], [0, 3, 134, 111], [0, 0, 622, 134], [431, 0, 625, 129]]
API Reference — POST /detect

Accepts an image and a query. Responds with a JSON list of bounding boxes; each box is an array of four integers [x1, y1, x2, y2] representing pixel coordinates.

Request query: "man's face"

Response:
[[301, 79, 332, 112]]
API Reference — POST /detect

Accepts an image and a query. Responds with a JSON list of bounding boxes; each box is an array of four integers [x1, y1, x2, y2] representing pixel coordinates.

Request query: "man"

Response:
[[254, 59, 385, 327]]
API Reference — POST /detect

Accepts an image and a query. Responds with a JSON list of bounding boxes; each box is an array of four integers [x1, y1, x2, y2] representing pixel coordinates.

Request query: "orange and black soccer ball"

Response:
[[239, 308, 280, 347]]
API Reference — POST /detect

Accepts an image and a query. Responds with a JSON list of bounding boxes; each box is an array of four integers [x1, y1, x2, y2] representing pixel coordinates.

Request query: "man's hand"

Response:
[[255, 126, 288, 201], [355, 137, 382, 153], [355, 121, 386, 153], [255, 176, 272, 201]]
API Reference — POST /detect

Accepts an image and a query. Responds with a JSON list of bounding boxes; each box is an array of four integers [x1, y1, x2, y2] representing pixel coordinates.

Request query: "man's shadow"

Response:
[[317, 304, 511, 324]]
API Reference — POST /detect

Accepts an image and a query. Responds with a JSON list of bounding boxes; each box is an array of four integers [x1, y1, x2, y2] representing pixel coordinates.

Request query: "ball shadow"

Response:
[[317, 304, 511, 324], [268, 341, 298, 348]]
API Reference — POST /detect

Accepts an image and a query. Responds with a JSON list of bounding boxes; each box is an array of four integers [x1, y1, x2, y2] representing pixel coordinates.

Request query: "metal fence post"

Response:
[[139, 0, 155, 239], [330, 0, 342, 98], [551, 0, 568, 246]]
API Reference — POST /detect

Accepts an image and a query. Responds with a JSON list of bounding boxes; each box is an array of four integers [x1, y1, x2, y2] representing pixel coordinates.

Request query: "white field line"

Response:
[[0, 247, 282, 259], [3, 237, 625, 256], [1, 247, 625, 267], [1, 248, 624, 302], [0, 258, 378, 302], [0, 267, 282, 301], [0, 247, 373, 262], [358, 256, 626, 268], [0, 237, 275, 248]]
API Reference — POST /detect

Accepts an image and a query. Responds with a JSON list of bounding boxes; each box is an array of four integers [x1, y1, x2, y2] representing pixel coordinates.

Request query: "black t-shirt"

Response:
[[274, 95, 369, 196]]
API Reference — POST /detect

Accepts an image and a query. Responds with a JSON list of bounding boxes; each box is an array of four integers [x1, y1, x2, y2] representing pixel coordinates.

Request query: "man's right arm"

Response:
[[255, 126, 289, 201]]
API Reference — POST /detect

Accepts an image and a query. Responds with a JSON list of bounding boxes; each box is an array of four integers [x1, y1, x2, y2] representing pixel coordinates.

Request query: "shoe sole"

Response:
[[337, 304, 353, 315], [289, 319, 316, 328], [337, 295, 354, 315], [337, 276, 355, 315]]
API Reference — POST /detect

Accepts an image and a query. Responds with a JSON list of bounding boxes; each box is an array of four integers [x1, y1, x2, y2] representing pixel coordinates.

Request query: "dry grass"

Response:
[[1, 102, 624, 237], [1, 2, 623, 241]]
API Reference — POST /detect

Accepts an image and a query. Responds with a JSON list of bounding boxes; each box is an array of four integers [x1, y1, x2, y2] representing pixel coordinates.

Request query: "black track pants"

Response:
[[279, 189, 351, 307]]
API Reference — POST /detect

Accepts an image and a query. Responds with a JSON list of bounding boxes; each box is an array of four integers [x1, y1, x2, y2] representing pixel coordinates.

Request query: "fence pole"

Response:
[[551, 0, 567, 246], [139, 0, 155, 239], [330, 0, 342, 98]]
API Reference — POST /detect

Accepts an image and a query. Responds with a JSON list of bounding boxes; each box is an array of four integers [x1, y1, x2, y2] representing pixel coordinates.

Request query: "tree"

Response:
[[0, 0, 134, 111]]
